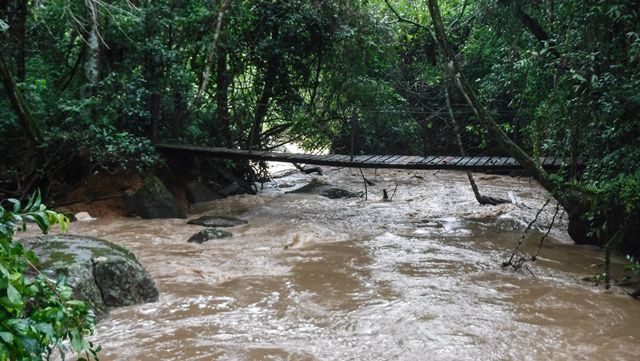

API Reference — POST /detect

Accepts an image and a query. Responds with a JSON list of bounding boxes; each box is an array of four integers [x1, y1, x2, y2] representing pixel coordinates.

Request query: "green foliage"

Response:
[[625, 255, 640, 278], [49, 126, 160, 173], [0, 193, 99, 360]]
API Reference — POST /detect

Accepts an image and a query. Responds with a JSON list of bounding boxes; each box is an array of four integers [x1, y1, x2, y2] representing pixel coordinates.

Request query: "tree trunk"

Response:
[[215, 49, 231, 146], [247, 57, 278, 150], [502, 0, 561, 58], [444, 83, 508, 206], [83, 0, 100, 100], [193, 0, 229, 109], [144, 1, 160, 141], [0, 54, 41, 144], [13, 0, 26, 81]]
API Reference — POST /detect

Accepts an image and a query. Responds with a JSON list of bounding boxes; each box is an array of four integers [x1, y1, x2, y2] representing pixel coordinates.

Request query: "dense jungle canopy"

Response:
[[1, 0, 639, 254]]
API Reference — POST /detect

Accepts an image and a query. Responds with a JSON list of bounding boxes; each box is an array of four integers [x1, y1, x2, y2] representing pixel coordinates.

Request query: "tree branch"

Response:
[[383, 0, 434, 37]]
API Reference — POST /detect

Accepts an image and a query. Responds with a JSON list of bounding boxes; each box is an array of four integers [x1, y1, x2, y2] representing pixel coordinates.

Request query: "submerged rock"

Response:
[[21, 235, 159, 316], [286, 179, 358, 199], [188, 228, 233, 243], [185, 180, 221, 204], [187, 215, 248, 227], [124, 175, 186, 219]]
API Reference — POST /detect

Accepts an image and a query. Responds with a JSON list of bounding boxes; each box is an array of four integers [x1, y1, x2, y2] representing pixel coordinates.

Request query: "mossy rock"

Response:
[[188, 228, 233, 243], [21, 235, 159, 316], [124, 175, 186, 219]]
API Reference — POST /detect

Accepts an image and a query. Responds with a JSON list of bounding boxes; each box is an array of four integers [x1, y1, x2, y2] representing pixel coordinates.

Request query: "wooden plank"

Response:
[[408, 156, 426, 165], [429, 156, 445, 166], [384, 155, 404, 165], [486, 157, 500, 167], [481, 156, 494, 167], [367, 155, 389, 164], [447, 156, 465, 167], [466, 157, 483, 167], [504, 157, 519, 167], [378, 155, 397, 164], [441, 156, 458, 166], [351, 155, 370, 163], [457, 157, 474, 167], [497, 157, 511, 167], [435, 156, 448, 166], [359, 154, 381, 164], [457, 157, 475, 167], [435, 156, 450, 166], [405, 156, 425, 165], [395, 155, 414, 165], [418, 155, 438, 165]]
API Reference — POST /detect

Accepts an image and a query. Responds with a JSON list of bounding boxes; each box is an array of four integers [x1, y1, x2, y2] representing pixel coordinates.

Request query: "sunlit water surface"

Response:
[[44, 166, 640, 360]]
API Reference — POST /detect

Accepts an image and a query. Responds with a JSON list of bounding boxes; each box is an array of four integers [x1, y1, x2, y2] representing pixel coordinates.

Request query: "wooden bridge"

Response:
[[157, 144, 575, 171]]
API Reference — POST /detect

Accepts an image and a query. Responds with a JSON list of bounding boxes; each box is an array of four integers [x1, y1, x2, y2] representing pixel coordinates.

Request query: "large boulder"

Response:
[[21, 235, 159, 316], [124, 175, 186, 219], [185, 180, 221, 204], [286, 179, 358, 199]]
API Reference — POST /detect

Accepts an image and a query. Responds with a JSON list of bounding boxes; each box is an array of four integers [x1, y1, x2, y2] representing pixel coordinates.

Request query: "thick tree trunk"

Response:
[[0, 54, 41, 144]]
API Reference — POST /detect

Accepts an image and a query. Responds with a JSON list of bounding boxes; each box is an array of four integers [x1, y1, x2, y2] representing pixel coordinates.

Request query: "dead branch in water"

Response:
[[390, 185, 398, 201], [359, 168, 368, 200], [502, 198, 551, 271], [531, 202, 562, 261]]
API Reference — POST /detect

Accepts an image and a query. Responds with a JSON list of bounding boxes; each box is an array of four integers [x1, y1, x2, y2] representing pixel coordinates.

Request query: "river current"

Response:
[[52, 166, 640, 360]]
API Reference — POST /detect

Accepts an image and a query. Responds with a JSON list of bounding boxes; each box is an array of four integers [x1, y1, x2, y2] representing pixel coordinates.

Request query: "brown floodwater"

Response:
[[44, 167, 640, 360]]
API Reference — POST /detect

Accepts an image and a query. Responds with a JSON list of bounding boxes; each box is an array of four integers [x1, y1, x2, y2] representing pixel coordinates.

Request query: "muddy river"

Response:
[[54, 166, 640, 360]]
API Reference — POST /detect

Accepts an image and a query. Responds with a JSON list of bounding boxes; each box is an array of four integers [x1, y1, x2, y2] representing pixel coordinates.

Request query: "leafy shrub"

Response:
[[46, 126, 160, 173], [0, 193, 100, 360]]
